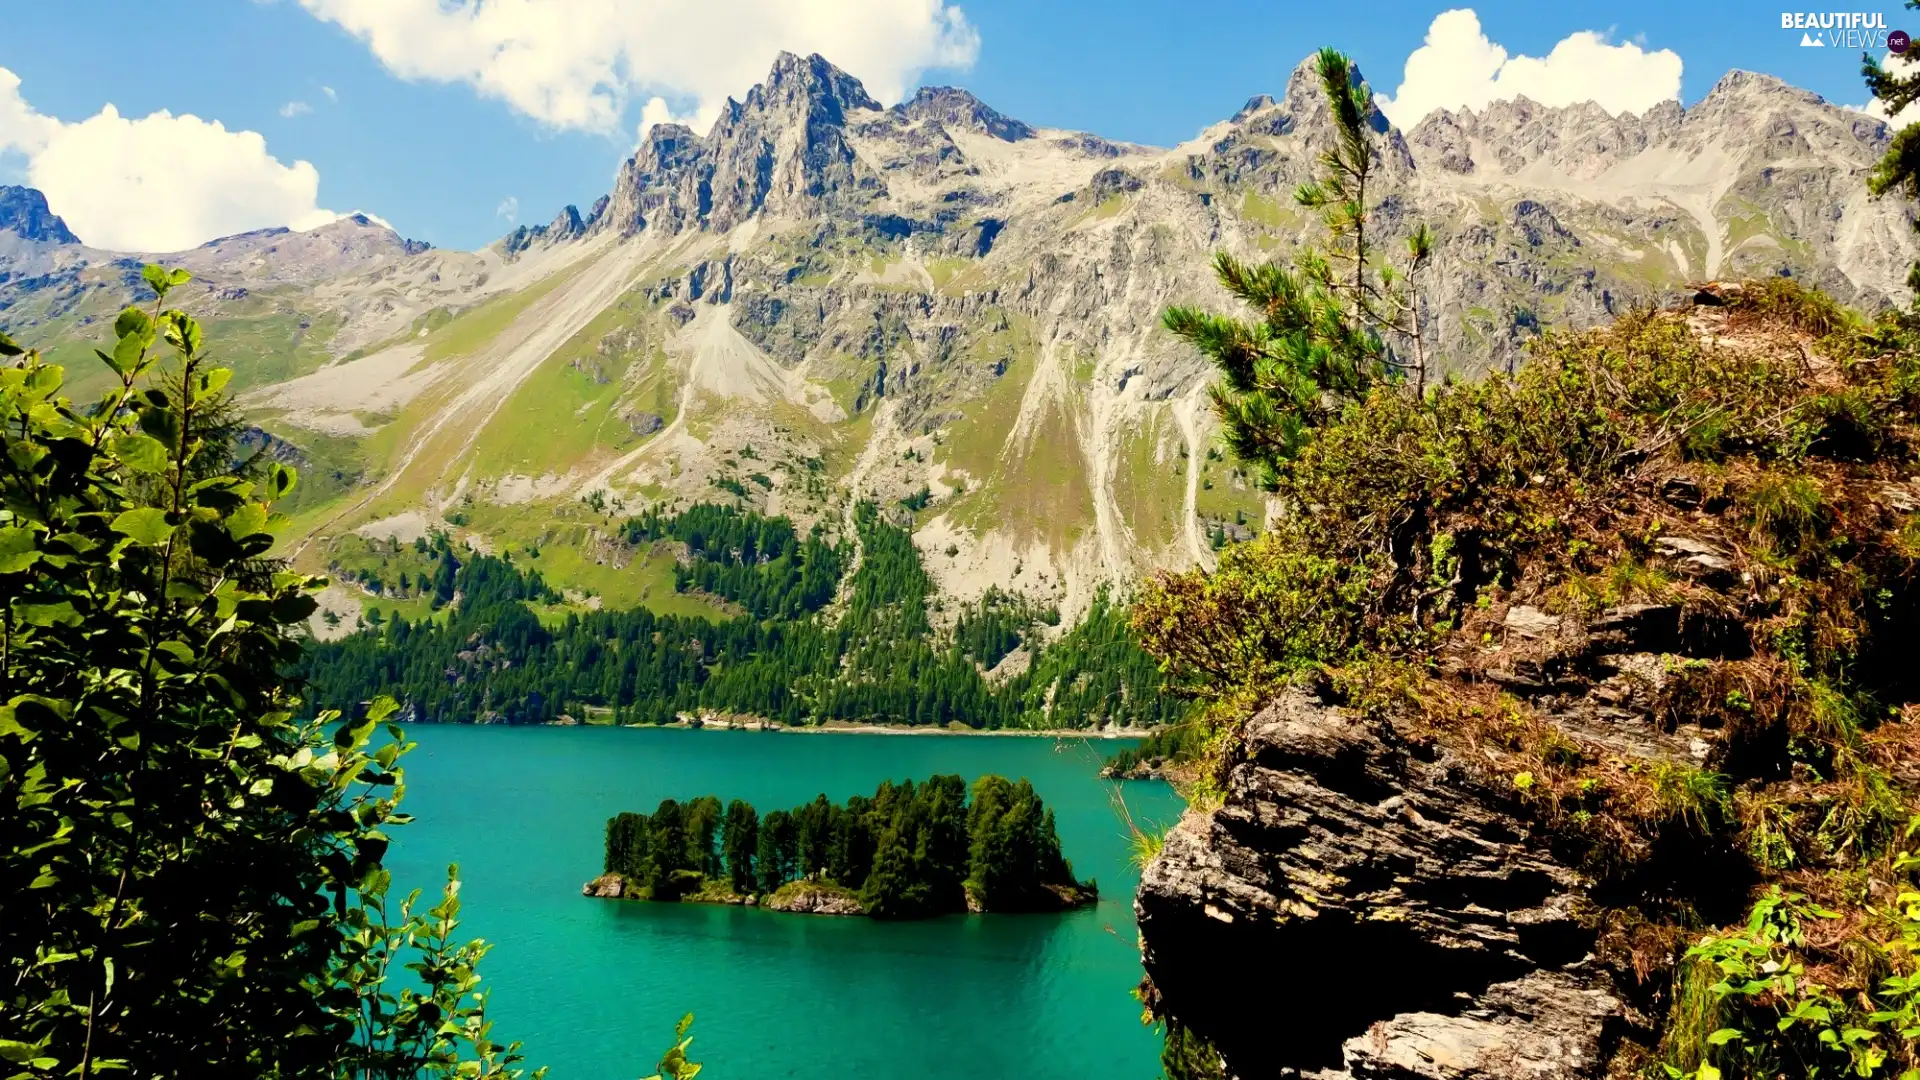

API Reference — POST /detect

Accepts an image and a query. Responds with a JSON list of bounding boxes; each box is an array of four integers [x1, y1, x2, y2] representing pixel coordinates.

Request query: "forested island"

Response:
[[301, 503, 1176, 731], [584, 774, 1097, 918]]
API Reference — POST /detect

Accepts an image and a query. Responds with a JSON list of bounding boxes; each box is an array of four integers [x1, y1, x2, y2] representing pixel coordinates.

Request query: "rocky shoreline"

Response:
[[582, 872, 1096, 918], [581, 872, 868, 915]]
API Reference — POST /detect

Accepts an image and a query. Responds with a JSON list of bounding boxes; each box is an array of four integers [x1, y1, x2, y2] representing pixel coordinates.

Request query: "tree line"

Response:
[[299, 502, 1180, 730], [621, 502, 847, 618], [601, 775, 1094, 918]]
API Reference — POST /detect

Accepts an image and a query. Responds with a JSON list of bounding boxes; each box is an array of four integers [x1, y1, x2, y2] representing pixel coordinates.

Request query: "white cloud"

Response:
[[0, 66, 341, 251], [280, 100, 312, 118], [1857, 50, 1920, 130], [637, 95, 704, 138], [321, 85, 338, 101], [293, 0, 980, 136], [496, 195, 518, 222], [1375, 8, 1683, 128]]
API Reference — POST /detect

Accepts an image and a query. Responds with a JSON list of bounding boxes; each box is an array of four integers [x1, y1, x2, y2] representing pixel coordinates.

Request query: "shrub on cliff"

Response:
[[1140, 277, 1920, 1076]]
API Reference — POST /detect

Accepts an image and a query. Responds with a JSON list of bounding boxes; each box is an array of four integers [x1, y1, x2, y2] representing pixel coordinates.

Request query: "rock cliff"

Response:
[[0, 185, 79, 246], [1138, 688, 1633, 1079]]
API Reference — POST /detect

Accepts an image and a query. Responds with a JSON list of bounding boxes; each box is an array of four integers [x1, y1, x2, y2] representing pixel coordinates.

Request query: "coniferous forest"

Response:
[[300, 502, 1178, 730], [594, 774, 1096, 918]]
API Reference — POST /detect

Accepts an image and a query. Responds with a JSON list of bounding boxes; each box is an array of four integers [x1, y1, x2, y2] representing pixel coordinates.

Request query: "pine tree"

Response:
[[756, 810, 798, 893], [722, 800, 759, 893], [646, 799, 689, 899], [1163, 47, 1434, 484], [684, 796, 723, 877], [860, 829, 928, 918]]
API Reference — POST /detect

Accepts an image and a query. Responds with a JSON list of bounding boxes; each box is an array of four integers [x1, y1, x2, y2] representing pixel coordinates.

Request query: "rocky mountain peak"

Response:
[[312, 213, 430, 255], [501, 203, 588, 259], [1263, 55, 1394, 152], [1699, 68, 1825, 110], [1230, 94, 1276, 123], [638, 122, 704, 170], [1278, 55, 1388, 132], [597, 50, 888, 237], [901, 86, 1035, 142], [0, 186, 80, 246], [749, 51, 882, 128], [549, 204, 585, 239]]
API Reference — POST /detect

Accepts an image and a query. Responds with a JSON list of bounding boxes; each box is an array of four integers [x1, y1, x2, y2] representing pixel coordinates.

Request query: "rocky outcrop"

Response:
[[900, 86, 1034, 142], [500, 204, 588, 258], [582, 872, 627, 898], [1098, 758, 1170, 781], [1134, 480, 1784, 1080], [763, 881, 864, 915], [1136, 688, 1632, 1079], [0, 186, 79, 245]]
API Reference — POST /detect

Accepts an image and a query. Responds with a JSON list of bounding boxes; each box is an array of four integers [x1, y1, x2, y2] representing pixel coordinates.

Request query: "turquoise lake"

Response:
[[387, 724, 1186, 1079]]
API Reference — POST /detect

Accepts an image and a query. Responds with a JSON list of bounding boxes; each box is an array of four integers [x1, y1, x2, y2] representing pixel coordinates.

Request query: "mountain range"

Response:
[[0, 52, 1912, 632]]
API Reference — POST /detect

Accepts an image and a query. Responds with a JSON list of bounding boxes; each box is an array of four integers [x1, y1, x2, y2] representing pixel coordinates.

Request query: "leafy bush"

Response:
[[0, 269, 697, 1078]]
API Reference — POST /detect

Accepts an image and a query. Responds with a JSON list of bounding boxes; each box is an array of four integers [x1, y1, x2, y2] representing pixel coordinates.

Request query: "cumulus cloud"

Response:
[[279, 100, 312, 118], [1375, 8, 1683, 128], [496, 195, 518, 222], [321, 85, 338, 101], [1858, 50, 1920, 131], [293, 0, 980, 136], [0, 66, 340, 251]]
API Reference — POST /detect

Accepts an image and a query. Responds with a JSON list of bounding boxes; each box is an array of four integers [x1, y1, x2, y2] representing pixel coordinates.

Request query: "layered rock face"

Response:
[[1137, 688, 1625, 1079]]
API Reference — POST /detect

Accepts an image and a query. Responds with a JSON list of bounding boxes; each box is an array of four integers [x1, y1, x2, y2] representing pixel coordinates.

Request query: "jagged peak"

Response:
[[645, 121, 699, 145], [742, 51, 881, 126], [0, 185, 80, 246], [548, 204, 585, 238], [635, 121, 704, 172], [902, 85, 1034, 142], [1231, 94, 1276, 123], [1279, 53, 1389, 134], [1698, 68, 1827, 110]]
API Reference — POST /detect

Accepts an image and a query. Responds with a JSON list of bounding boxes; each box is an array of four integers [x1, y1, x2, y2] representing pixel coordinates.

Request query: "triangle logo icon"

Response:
[[1801, 31, 1825, 46]]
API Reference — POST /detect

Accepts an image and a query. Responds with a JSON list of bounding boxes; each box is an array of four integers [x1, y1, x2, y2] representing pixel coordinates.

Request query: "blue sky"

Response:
[[0, 1, 1904, 251]]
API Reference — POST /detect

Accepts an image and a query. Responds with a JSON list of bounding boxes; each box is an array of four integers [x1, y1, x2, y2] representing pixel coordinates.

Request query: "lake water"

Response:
[[387, 724, 1186, 1080]]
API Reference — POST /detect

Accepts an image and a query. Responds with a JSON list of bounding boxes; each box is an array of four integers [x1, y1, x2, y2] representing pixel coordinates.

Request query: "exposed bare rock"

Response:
[[581, 872, 626, 898], [1340, 972, 1623, 1079], [1652, 535, 1737, 584], [0, 185, 79, 245], [1501, 605, 1560, 639], [764, 881, 864, 915], [1136, 689, 1631, 1079]]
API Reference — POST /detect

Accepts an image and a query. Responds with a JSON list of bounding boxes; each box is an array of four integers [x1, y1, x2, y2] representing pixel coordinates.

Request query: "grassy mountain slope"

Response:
[[1, 57, 1912, 634]]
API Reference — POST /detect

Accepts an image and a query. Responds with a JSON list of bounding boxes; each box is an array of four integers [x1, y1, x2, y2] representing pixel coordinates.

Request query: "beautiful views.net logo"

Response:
[[1782, 10, 1909, 51]]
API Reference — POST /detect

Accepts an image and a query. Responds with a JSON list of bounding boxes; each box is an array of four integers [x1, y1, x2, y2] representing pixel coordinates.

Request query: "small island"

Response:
[[584, 774, 1097, 918]]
